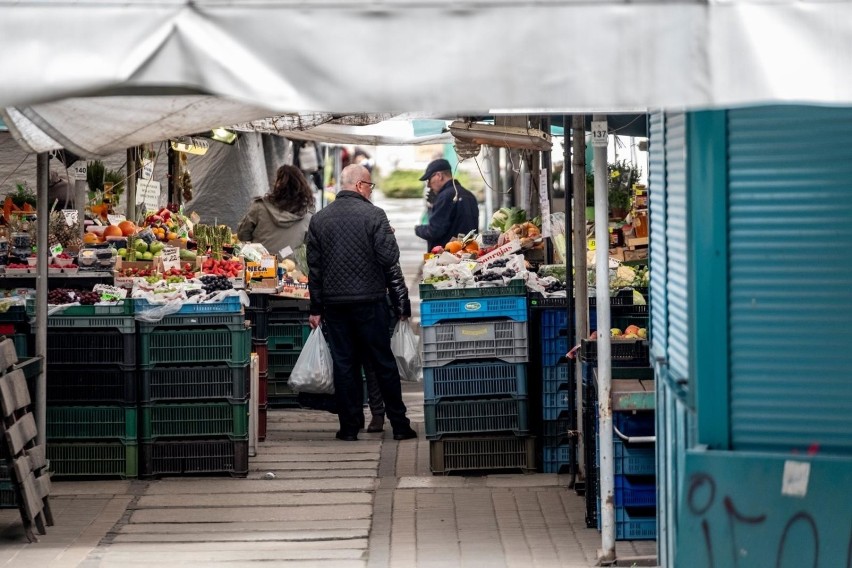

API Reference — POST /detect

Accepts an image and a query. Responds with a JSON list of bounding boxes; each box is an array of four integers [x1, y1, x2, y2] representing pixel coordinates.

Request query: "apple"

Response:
[[135, 240, 148, 253], [638, 328, 648, 339], [142, 251, 154, 260], [149, 241, 164, 254], [610, 328, 622, 337]]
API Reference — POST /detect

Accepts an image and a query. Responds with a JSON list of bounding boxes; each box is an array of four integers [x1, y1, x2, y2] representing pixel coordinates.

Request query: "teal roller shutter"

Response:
[[649, 112, 668, 360], [665, 113, 689, 383], [727, 105, 852, 454]]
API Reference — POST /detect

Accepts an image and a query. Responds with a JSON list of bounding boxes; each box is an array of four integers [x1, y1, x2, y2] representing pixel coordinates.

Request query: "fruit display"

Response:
[[199, 258, 243, 278], [141, 208, 189, 243], [195, 224, 232, 260], [46, 287, 119, 306]]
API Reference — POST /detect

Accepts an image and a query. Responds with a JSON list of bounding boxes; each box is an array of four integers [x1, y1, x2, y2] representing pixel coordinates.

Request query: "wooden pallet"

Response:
[[0, 339, 53, 542]]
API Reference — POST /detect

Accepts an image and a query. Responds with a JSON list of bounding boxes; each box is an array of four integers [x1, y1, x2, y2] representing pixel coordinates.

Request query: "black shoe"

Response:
[[335, 431, 358, 442], [367, 415, 385, 433], [393, 428, 417, 441]]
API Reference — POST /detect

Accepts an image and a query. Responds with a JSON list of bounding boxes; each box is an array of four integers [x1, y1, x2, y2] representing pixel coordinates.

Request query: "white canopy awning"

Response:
[[2, 0, 852, 153]]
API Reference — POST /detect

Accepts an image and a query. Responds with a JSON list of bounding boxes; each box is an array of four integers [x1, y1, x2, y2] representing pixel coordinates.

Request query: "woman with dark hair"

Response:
[[237, 165, 315, 255]]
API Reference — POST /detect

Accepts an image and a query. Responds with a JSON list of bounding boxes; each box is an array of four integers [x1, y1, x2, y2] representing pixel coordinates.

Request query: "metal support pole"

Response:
[[35, 153, 49, 446], [572, 115, 589, 475], [126, 148, 137, 221], [563, 116, 577, 472], [484, 146, 495, 223], [593, 114, 615, 563]]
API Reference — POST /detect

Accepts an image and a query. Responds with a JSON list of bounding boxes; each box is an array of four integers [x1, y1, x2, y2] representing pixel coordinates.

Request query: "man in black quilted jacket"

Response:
[[306, 164, 417, 442]]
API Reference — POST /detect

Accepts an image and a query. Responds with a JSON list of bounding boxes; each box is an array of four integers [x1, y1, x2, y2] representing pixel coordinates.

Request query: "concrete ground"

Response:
[[0, 193, 657, 566]]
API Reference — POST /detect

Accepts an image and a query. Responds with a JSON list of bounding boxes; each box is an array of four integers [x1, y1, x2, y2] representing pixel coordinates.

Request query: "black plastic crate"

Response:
[[268, 301, 310, 323], [140, 365, 247, 403], [245, 307, 269, 340], [541, 416, 573, 448], [140, 439, 248, 478], [46, 405, 137, 442], [424, 398, 529, 439], [430, 435, 536, 474], [579, 339, 649, 366], [268, 351, 299, 378], [47, 365, 137, 405], [47, 329, 136, 368]]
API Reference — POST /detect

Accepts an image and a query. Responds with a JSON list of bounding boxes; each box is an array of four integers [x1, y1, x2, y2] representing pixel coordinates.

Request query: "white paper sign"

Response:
[[141, 159, 154, 180], [73, 164, 87, 181], [278, 246, 293, 259], [781, 460, 810, 498], [108, 214, 126, 226], [160, 246, 180, 271], [591, 121, 608, 147], [136, 178, 161, 211], [538, 168, 552, 238], [261, 256, 276, 269], [61, 209, 78, 227]]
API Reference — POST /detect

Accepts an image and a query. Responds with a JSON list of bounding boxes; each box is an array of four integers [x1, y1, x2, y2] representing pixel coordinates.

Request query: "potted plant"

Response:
[[585, 161, 641, 220]]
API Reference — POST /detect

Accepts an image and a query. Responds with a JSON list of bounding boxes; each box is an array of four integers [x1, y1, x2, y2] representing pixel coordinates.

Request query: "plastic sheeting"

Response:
[[183, 132, 290, 231], [3, 0, 852, 156]]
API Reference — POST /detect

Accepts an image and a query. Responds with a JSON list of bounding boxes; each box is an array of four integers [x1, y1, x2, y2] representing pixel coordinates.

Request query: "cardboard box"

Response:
[[113, 259, 158, 289], [279, 282, 309, 300], [245, 255, 277, 281]]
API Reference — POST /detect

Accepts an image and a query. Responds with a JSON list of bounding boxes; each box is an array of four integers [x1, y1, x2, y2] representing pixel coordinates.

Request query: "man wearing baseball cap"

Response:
[[414, 158, 480, 251]]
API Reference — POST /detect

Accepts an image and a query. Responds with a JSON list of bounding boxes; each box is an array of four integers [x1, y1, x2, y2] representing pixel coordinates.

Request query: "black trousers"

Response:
[[324, 300, 410, 436]]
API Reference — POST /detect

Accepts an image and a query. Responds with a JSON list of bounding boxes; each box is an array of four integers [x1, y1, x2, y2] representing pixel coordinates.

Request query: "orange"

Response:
[[103, 225, 123, 238], [83, 232, 99, 244], [118, 220, 136, 236], [166, 232, 178, 241], [445, 241, 463, 254], [464, 241, 479, 253]]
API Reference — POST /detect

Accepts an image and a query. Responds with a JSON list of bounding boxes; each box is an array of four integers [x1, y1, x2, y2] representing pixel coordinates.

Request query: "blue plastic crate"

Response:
[[614, 411, 655, 438], [540, 309, 569, 367], [541, 418, 572, 447], [542, 444, 574, 474], [612, 439, 656, 475], [135, 295, 242, 316], [424, 397, 529, 439], [615, 475, 657, 507], [596, 502, 657, 540], [541, 364, 569, 395], [420, 296, 527, 327], [424, 361, 527, 401], [542, 384, 572, 421]]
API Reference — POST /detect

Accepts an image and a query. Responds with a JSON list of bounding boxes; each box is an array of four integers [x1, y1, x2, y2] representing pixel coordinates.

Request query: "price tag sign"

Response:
[[50, 243, 63, 257], [588, 239, 597, 251], [161, 246, 180, 271], [136, 178, 161, 211], [61, 209, 78, 227], [538, 168, 552, 238], [141, 158, 154, 180], [73, 164, 87, 181], [591, 121, 608, 148], [107, 214, 126, 226]]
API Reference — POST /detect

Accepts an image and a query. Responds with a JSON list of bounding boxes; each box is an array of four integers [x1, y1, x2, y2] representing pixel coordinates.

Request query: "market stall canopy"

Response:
[[2, 0, 852, 154]]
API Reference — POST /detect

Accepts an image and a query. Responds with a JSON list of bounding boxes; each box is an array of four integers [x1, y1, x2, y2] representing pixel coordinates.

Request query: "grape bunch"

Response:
[[47, 288, 75, 304], [475, 268, 516, 283], [186, 289, 202, 298], [77, 291, 101, 305], [485, 258, 509, 269], [544, 280, 566, 293], [200, 274, 233, 293]]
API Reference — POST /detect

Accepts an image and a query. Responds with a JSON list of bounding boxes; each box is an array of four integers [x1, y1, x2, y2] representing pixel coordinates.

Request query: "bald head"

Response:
[[341, 164, 371, 191]]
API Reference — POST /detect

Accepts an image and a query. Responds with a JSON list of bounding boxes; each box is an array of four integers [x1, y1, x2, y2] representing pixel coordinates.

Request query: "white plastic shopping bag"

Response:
[[288, 326, 335, 394], [391, 319, 423, 382]]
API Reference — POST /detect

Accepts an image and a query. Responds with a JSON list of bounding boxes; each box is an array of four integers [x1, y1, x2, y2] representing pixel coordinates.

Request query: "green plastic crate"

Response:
[[139, 328, 251, 367], [266, 322, 310, 351], [137, 313, 247, 333], [47, 405, 137, 442], [47, 441, 138, 478], [41, 315, 135, 333], [267, 377, 295, 397], [27, 298, 135, 317], [140, 402, 248, 442]]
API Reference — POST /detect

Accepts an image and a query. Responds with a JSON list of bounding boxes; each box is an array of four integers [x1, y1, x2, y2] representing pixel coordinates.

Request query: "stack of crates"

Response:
[[265, 299, 311, 408], [535, 299, 584, 474], [421, 280, 534, 474], [136, 297, 250, 478], [245, 294, 271, 440], [37, 300, 139, 478]]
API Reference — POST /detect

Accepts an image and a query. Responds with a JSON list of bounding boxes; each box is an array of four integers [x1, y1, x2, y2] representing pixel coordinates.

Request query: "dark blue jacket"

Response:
[[415, 180, 479, 251]]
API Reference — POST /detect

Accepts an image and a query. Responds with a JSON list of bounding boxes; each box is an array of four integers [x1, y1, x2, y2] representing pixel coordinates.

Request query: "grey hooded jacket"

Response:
[[237, 196, 312, 255]]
